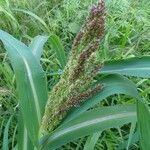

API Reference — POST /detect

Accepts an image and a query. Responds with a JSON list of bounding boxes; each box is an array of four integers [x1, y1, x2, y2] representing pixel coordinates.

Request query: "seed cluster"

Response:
[[40, 0, 105, 135], [54, 84, 104, 117]]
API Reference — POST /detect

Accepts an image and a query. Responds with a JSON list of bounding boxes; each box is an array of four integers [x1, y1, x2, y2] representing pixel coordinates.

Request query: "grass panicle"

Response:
[[40, 0, 105, 135]]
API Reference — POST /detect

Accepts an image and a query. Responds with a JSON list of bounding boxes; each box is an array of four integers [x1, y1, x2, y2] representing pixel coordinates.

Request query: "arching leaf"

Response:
[[40, 105, 136, 150], [0, 30, 48, 145], [101, 57, 150, 78]]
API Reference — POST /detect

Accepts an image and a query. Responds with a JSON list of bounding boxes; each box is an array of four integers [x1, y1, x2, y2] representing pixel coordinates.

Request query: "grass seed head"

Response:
[[40, 0, 105, 135]]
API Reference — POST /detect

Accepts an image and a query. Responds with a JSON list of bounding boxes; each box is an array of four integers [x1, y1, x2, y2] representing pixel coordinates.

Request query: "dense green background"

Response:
[[0, 0, 150, 149]]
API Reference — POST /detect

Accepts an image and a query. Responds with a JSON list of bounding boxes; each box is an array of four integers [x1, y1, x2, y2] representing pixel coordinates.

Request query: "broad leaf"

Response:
[[64, 74, 140, 122], [40, 105, 136, 150], [29, 35, 49, 61], [100, 56, 150, 150], [0, 30, 48, 145], [18, 113, 34, 150], [137, 100, 150, 150], [101, 57, 150, 78]]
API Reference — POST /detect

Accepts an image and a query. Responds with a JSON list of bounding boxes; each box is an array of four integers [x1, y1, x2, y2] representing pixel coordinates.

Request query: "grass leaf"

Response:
[[137, 100, 150, 150], [49, 34, 67, 69], [64, 74, 140, 122], [18, 112, 34, 150], [0, 29, 48, 145], [117, 132, 139, 150], [13, 8, 50, 32], [40, 105, 137, 150], [101, 57, 150, 78], [2, 116, 13, 150], [83, 132, 101, 150], [29, 35, 49, 61], [126, 122, 136, 150]]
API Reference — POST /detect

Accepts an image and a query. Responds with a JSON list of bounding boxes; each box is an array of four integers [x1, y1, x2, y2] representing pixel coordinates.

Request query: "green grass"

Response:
[[0, 0, 150, 149]]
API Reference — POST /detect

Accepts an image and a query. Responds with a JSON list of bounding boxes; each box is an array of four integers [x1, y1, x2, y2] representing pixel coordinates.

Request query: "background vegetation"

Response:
[[0, 0, 150, 149]]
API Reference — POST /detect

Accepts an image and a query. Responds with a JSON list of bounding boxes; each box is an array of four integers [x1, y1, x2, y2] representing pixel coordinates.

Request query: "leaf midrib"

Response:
[[101, 67, 150, 73], [49, 111, 136, 141], [4, 39, 41, 125], [23, 128, 28, 150]]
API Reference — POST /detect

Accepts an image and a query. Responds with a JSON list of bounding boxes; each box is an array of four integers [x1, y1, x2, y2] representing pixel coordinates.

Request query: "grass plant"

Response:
[[0, 0, 150, 149]]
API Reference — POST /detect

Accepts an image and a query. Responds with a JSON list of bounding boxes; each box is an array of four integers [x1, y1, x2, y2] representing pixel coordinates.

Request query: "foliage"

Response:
[[0, 0, 150, 150]]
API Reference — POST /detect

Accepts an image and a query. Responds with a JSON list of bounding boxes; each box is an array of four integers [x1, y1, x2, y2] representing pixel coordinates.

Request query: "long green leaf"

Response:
[[137, 100, 150, 150], [18, 125, 33, 150], [48, 34, 67, 69], [101, 57, 150, 78], [64, 74, 140, 122], [29, 35, 49, 61], [117, 132, 139, 150], [2, 116, 13, 150], [126, 122, 136, 150], [40, 105, 137, 150], [0, 30, 48, 145], [13, 8, 50, 32], [12, 145, 18, 150], [101, 57, 150, 149], [18, 112, 34, 150], [83, 132, 101, 150]]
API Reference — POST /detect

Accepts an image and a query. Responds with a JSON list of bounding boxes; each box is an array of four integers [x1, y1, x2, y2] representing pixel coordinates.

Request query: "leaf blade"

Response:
[[0, 30, 48, 145], [2, 116, 13, 150], [29, 35, 49, 61], [64, 74, 140, 123], [49, 34, 67, 69], [18, 112, 34, 150], [40, 105, 137, 150], [137, 100, 150, 150], [83, 132, 101, 150], [101, 57, 150, 78], [13, 8, 49, 32]]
